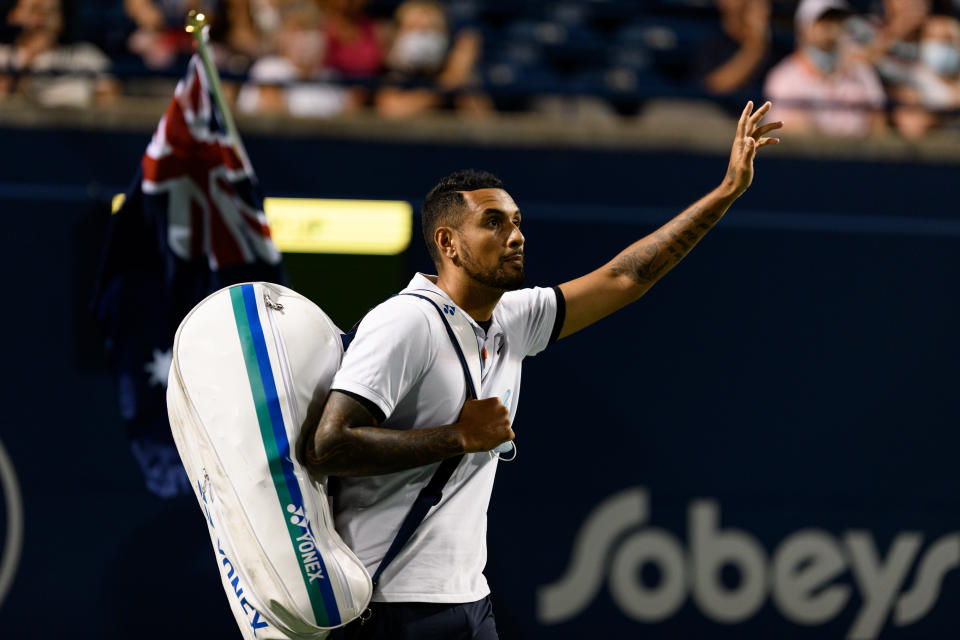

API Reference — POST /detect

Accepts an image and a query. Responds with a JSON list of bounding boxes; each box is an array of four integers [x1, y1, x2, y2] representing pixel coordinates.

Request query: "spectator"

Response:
[[220, 0, 262, 56], [242, 0, 290, 55], [124, 0, 195, 69], [375, 0, 491, 119], [844, 0, 933, 95], [850, 0, 932, 63], [320, 0, 383, 78], [764, 0, 886, 137], [0, 0, 119, 107], [891, 13, 960, 138], [697, 0, 773, 96], [125, 0, 254, 68], [236, 0, 356, 117]]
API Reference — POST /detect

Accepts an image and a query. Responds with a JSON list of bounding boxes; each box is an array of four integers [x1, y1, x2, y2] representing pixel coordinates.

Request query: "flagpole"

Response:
[[185, 9, 253, 171]]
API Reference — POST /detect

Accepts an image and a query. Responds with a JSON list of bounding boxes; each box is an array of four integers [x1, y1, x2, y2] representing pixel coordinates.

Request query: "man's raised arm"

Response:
[[556, 101, 781, 340]]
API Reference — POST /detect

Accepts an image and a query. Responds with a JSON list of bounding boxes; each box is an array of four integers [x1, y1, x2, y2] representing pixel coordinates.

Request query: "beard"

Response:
[[460, 245, 526, 291]]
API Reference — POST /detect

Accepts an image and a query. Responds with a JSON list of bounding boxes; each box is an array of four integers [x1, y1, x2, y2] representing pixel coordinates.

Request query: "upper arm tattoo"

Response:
[[303, 391, 378, 469], [301, 389, 463, 477]]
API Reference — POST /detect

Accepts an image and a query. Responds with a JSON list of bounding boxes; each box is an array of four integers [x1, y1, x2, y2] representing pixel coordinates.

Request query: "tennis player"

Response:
[[302, 101, 781, 639]]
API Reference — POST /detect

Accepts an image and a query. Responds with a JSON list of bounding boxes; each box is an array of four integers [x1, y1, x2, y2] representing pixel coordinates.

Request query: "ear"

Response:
[[435, 226, 459, 265]]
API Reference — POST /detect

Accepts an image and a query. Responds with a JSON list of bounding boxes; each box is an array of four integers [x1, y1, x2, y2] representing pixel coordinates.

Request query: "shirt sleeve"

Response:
[[497, 286, 559, 358], [331, 297, 433, 420]]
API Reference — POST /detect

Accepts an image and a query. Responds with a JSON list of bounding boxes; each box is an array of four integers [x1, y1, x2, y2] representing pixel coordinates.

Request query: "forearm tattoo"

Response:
[[305, 392, 464, 477], [609, 202, 726, 286]]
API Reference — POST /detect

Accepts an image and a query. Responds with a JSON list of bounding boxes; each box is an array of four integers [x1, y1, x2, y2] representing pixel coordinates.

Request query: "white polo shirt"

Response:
[[330, 273, 559, 603]]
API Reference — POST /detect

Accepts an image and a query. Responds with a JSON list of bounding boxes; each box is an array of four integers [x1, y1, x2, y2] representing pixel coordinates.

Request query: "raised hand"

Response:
[[724, 101, 781, 197]]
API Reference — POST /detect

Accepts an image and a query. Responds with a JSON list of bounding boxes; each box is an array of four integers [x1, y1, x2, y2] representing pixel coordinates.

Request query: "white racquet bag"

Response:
[[167, 282, 373, 639]]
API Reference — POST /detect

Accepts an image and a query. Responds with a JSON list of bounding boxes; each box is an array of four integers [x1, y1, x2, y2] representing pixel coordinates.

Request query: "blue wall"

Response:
[[1, 125, 957, 638]]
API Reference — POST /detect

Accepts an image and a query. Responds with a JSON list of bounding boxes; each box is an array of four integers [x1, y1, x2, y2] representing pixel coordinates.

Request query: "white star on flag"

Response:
[[145, 348, 173, 388]]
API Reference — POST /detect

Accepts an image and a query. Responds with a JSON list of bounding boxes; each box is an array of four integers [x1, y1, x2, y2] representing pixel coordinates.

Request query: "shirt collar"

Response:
[[405, 272, 444, 294], [403, 273, 499, 338]]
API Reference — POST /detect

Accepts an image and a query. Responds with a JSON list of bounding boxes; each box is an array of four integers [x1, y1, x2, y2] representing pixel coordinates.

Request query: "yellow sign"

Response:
[[264, 197, 412, 255], [111, 194, 414, 255]]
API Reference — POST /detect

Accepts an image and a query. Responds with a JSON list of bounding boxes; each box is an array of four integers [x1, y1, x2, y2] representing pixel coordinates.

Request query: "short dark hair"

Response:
[[421, 169, 504, 265]]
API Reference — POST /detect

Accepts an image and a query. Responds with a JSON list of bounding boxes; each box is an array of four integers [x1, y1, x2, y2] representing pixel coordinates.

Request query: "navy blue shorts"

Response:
[[329, 596, 499, 640]]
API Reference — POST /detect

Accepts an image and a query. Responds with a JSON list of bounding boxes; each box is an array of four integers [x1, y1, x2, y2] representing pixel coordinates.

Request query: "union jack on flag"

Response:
[[93, 54, 285, 497], [142, 55, 281, 270]]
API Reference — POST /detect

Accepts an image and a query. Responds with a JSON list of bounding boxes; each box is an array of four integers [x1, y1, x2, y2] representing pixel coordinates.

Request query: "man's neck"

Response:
[[430, 272, 503, 324]]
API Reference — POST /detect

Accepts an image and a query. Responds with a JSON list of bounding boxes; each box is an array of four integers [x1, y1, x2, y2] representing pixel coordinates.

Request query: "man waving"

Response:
[[302, 101, 782, 640]]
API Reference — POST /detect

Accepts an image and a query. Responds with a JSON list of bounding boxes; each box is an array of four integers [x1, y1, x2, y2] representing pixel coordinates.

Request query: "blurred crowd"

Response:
[[1, 0, 959, 139], [0, 0, 492, 119]]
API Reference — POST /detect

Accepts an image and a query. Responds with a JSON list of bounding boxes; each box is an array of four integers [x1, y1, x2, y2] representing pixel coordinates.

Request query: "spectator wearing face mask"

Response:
[[846, 0, 932, 67], [891, 13, 960, 138], [236, 0, 357, 117], [375, 0, 491, 119], [764, 0, 886, 137]]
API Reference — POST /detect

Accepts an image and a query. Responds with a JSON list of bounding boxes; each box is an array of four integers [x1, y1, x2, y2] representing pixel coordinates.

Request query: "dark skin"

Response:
[[299, 101, 781, 478], [299, 390, 509, 476]]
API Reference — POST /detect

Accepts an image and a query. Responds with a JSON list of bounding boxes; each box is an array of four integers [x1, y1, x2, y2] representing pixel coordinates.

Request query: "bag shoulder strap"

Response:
[[370, 290, 481, 589], [402, 289, 481, 396]]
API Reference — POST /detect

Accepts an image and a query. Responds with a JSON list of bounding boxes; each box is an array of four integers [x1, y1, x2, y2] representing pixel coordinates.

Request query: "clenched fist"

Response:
[[456, 398, 514, 453]]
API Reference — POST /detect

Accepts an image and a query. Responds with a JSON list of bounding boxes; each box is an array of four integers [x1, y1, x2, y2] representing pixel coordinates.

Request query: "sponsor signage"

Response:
[[537, 488, 958, 639]]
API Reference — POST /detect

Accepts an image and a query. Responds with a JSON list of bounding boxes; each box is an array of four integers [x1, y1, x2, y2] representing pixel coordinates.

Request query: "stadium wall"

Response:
[[0, 124, 957, 639]]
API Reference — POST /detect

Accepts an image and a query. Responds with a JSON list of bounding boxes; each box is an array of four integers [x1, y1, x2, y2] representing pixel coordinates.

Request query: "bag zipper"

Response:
[[263, 290, 356, 614], [264, 293, 302, 429]]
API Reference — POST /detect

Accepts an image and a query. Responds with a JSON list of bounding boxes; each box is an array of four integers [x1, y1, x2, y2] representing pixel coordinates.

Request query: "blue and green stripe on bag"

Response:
[[230, 284, 341, 627]]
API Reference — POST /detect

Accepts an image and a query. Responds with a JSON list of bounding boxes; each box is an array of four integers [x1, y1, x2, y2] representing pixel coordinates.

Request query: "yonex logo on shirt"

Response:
[[443, 304, 455, 315]]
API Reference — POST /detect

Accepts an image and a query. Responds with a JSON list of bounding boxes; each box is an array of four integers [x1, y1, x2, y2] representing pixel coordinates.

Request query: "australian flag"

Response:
[[93, 54, 285, 497]]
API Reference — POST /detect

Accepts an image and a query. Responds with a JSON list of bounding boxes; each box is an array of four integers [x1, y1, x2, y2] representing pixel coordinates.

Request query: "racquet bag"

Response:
[[167, 282, 373, 639]]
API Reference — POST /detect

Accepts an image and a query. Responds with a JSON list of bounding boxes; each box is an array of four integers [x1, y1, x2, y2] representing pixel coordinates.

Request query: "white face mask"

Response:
[[388, 29, 449, 73], [804, 45, 837, 74], [921, 41, 960, 77]]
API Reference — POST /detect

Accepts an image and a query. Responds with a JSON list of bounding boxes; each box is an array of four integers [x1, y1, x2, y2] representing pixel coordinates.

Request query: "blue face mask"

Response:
[[804, 45, 837, 74], [921, 41, 960, 77]]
